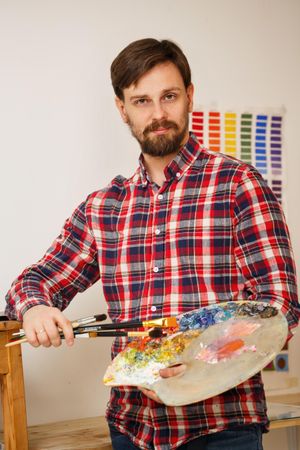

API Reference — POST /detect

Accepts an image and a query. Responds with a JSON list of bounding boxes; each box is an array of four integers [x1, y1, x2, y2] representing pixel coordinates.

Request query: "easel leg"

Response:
[[0, 338, 28, 450]]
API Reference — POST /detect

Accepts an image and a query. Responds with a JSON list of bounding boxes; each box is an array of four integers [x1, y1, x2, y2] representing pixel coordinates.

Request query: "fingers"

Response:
[[159, 363, 187, 378], [35, 327, 52, 348], [138, 364, 187, 404], [22, 305, 74, 348], [42, 320, 62, 347], [55, 315, 74, 347], [138, 387, 164, 404], [23, 326, 41, 348]]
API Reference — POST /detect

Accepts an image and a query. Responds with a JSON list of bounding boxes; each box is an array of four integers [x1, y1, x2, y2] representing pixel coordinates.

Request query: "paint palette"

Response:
[[103, 301, 288, 406]]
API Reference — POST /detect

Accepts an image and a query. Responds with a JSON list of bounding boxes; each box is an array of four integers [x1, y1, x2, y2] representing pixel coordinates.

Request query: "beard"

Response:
[[128, 113, 189, 157]]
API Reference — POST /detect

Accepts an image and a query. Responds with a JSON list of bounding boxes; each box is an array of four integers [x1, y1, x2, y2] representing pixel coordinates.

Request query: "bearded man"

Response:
[[6, 38, 299, 450]]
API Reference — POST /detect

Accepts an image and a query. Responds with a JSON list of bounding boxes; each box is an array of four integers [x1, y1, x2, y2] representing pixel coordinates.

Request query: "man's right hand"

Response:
[[22, 305, 74, 348]]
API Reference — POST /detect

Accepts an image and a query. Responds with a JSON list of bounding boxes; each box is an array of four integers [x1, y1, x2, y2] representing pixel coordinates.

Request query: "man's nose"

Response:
[[151, 101, 167, 121]]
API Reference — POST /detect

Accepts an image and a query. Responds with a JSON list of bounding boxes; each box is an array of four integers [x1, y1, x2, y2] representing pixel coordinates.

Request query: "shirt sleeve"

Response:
[[5, 199, 100, 320], [233, 167, 299, 339]]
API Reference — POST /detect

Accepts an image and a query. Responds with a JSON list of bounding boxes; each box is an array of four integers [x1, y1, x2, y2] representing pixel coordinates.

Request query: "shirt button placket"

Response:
[[153, 192, 164, 275], [151, 191, 165, 314]]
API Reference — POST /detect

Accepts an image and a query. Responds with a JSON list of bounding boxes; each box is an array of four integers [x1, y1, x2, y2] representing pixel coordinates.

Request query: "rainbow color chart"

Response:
[[191, 110, 284, 203]]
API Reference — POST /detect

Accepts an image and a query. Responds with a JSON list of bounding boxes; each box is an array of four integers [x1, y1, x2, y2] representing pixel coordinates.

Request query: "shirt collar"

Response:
[[137, 133, 202, 187]]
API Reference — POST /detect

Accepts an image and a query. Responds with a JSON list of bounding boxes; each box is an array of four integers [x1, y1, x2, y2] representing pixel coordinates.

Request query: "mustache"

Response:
[[143, 120, 179, 136]]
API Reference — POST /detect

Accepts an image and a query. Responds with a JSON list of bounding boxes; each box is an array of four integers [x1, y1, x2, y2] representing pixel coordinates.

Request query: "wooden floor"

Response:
[[0, 416, 113, 450], [2, 404, 300, 449]]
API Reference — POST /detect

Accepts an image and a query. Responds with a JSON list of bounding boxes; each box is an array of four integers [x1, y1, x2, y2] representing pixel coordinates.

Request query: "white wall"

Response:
[[1, 0, 300, 447]]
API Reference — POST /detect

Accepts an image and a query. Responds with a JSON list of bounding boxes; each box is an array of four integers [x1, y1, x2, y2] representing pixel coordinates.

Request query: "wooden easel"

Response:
[[0, 320, 28, 450]]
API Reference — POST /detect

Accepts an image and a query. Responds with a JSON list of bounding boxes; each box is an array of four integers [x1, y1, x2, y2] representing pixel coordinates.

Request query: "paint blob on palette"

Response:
[[103, 301, 288, 406]]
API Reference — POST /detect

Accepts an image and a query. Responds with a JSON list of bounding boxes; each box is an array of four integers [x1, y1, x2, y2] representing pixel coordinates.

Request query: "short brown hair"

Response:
[[111, 38, 191, 100]]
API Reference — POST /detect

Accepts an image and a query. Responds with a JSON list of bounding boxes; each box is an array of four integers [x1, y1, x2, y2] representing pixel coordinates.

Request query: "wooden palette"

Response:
[[103, 301, 288, 406]]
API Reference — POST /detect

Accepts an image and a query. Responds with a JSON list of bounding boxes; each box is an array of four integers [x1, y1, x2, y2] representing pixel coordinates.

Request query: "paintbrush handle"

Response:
[[12, 316, 175, 339], [77, 323, 144, 332], [94, 322, 142, 330], [8, 326, 81, 346], [76, 316, 176, 332], [12, 313, 108, 338], [86, 331, 149, 337], [6, 329, 155, 346], [78, 329, 163, 338], [13, 320, 138, 337], [6, 337, 28, 347]]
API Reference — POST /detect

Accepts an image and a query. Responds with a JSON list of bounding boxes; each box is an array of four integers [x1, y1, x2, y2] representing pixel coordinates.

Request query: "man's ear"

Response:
[[186, 83, 194, 113], [115, 96, 128, 123]]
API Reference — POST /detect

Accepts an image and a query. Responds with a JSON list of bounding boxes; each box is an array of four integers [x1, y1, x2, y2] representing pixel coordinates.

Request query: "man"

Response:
[[6, 39, 299, 450]]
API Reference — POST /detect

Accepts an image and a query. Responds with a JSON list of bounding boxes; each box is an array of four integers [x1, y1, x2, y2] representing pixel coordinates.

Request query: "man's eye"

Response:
[[134, 98, 149, 106], [164, 93, 177, 102]]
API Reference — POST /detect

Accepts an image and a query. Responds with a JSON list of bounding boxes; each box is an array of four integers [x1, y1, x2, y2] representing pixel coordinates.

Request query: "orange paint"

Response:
[[216, 339, 245, 359]]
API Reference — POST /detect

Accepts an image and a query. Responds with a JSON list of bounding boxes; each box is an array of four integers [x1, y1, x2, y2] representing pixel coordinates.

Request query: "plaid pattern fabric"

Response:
[[6, 133, 299, 450]]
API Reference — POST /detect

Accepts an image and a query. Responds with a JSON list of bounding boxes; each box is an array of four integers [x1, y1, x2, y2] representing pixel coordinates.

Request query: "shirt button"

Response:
[[153, 266, 159, 273], [151, 305, 157, 312], [158, 194, 163, 200], [176, 172, 181, 178], [155, 229, 161, 235]]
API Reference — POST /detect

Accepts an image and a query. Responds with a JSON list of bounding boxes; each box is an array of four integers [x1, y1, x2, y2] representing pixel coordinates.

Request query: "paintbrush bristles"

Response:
[[143, 317, 178, 328], [73, 313, 107, 327], [148, 328, 164, 338], [128, 328, 163, 338], [94, 314, 107, 322]]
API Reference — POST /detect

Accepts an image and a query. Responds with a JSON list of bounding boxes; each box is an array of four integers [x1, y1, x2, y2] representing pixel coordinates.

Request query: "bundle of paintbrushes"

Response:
[[6, 314, 177, 347]]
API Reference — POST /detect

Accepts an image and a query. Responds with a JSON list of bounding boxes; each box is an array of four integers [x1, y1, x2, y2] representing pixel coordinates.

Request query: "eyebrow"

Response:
[[129, 87, 182, 101]]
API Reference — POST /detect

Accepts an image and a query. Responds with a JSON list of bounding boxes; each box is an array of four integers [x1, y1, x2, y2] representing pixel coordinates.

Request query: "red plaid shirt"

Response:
[[6, 134, 299, 449]]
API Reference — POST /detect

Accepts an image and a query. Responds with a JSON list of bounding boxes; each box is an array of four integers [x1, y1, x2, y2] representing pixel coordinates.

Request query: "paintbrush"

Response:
[[80, 316, 178, 331], [6, 327, 164, 347], [11, 313, 108, 338], [7, 315, 177, 347], [74, 327, 164, 339]]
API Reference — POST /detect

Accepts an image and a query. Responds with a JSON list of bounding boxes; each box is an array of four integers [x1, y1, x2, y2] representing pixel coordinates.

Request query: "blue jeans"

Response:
[[109, 424, 263, 450]]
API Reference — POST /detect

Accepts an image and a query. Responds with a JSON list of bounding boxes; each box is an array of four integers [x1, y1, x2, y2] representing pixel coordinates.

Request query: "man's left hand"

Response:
[[138, 364, 187, 404]]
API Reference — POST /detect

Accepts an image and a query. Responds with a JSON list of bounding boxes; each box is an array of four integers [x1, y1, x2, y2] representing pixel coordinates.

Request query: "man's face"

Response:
[[115, 62, 194, 157]]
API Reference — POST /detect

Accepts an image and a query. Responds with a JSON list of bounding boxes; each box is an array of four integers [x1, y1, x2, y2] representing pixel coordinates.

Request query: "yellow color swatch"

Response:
[[224, 113, 237, 157]]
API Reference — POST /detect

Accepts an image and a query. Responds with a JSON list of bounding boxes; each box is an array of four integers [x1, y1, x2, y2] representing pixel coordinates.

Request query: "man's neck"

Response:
[[142, 152, 177, 187]]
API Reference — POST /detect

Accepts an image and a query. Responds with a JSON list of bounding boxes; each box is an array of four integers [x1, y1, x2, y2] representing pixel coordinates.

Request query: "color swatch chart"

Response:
[[191, 110, 284, 202]]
